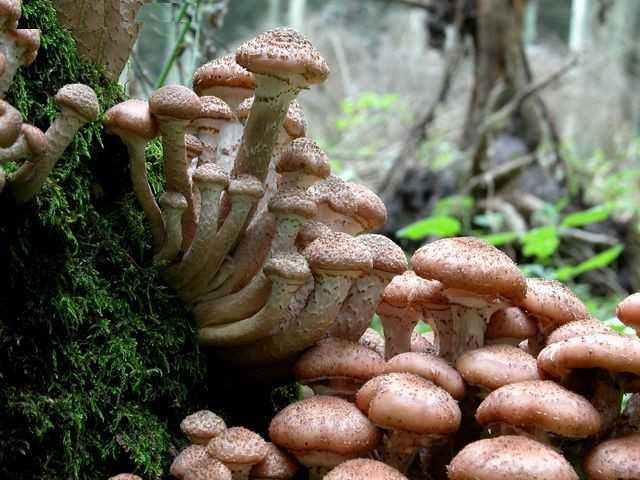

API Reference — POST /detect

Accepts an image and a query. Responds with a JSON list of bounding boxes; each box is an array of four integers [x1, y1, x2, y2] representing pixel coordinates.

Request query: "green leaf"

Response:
[[561, 204, 612, 228], [397, 216, 461, 240], [521, 226, 560, 260], [479, 231, 518, 246], [553, 245, 624, 281], [433, 195, 475, 216]]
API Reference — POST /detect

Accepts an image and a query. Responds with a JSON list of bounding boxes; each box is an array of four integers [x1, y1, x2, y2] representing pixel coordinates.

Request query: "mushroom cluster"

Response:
[[0, 0, 99, 203]]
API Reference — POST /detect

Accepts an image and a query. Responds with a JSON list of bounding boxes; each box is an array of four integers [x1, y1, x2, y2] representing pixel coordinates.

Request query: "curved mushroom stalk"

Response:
[[0, 99, 22, 148], [154, 192, 188, 265], [3, 124, 47, 187], [198, 253, 311, 347], [0, 28, 40, 98], [378, 303, 422, 361]]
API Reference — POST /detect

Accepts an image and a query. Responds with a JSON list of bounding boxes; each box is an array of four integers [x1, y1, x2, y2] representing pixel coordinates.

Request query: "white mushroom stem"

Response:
[[0, 30, 38, 98], [0, 101, 22, 148], [217, 119, 243, 174], [12, 107, 88, 204], [194, 123, 221, 165], [378, 304, 422, 361], [218, 271, 359, 365]]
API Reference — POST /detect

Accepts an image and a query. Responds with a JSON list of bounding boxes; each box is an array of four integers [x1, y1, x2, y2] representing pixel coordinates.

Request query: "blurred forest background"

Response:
[[131, 0, 639, 325]]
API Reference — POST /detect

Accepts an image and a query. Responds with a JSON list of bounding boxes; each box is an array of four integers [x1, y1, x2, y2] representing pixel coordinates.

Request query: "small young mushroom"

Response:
[[0, 28, 40, 97], [584, 433, 640, 480], [4, 124, 48, 185], [191, 96, 234, 170], [308, 176, 359, 233], [249, 442, 299, 480], [0, 0, 21, 32], [180, 410, 226, 445], [476, 380, 601, 442], [170, 444, 213, 479], [447, 436, 578, 480], [617, 292, 640, 334], [485, 307, 538, 346], [192, 54, 256, 111], [275, 137, 330, 192], [154, 192, 188, 265], [345, 182, 388, 232], [545, 318, 616, 345], [206, 426, 268, 480], [108, 475, 143, 480], [324, 459, 408, 480], [293, 337, 385, 399], [269, 395, 380, 480]]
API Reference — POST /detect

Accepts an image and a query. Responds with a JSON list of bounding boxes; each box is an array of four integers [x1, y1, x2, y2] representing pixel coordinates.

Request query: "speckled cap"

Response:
[[486, 307, 537, 342], [538, 333, 640, 379], [193, 163, 229, 188], [228, 174, 264, 199], [277, 137, 330, 178], [193, 54, 256, 95], [250, 442, 299, 479], [263, 253, 311, 285], [149, 85, 201, 120], [20, 124, 47, 157], [346, 183, 387, 231], [520, 278, 589, 331], [108, 475, 143, 480], [197, 95, 234, 120], [104, 99, 159, 140], [295, 220, 332, 251], [456, 344, 540, 391], [324, 459, 408, 480], [206, 426, 268, 467], [55, 83, 100, 122], [617, 293, 640, 331], [170, 444, 209, 479], [585, 433, 640, 480], [159, 191, 188, 210], [303, 231, 373, 274], [268, 190, 317, 219], [411, 237, 526, 302], [476, 380, 601, 438], [309, 176, 358, 217], [185, 134, 204, 158], [381, 271, 447, 309], [12, 28, 40, 64], [385, 351, 465, 399], [179, 410, 226, 444], [294, 337, 385, 383], [269, 396, 380, 463], [0, 0, 21, 28], [235, 27, 329, 84], [356, 372, 460, 435], [358, 328, 385, 357], [357, 234, 407, 275], [546, 318, 615, 345], [282, 100, 306, 138], [447, 436, 578, 480]]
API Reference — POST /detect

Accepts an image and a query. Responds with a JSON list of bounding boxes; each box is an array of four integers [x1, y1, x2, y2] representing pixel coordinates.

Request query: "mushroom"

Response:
[[293, 337, 385, 399], [12, 83, 100, 204], [108, 475, 143, 480], [269, 395, 380, 480], [170, 444, 222, 479], [0, 0, 20, 32], [192, 54, 256, 111], [0, 28, 40, 97], [356, 372, 460, 473], [148, 84, 202, 248], [617, 292, 640, 334], [324, 459, 408, 480], [411, 237, 526, 361], [447, 436, 578, 480], [358, 327, 386, 357], [249, 442, 299, 480], [4, 124, 48, 186], [584, 433, 640, 480], [180, 410, 226, 445], [486, 307, 538, 346], [154, 191, 188, 264], [191, 96, 235, 171], [0, 99, 21, 147], [206, 426, 268, 480], [275, 137, 330, 192], [476, 380, 601, 443], [103, 99, 164, 251], [545, 318, 616, 345]]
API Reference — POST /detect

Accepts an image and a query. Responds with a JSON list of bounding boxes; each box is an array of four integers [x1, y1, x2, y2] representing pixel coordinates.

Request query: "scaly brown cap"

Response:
[[303, 231, 373, 274], [180, 410, 226, 445], [196, 95, 234, 121], [268, 190, 317, 219], [282, 100, 306, 138], [276, 137, 330, 179], [358, 328, 385, 357], [185, 134, 203, 159], [193, 54, 256, 95], [193, 163, 229, 188], [346, 183, 387, 231], [381, 271, 447, 309], [357, 234, 407, 275], [411, 237, 526, 302], [476, 380, 601, 438], [324, 459, 408, 480], [546, 318, 615, 345], [236, 27, 329, 84], [250, 442, 299, 479], [263, 253, 311, 285], [228, 174, 264, 199], [309, 176, 358, 217], [447, 436, 578, 480], [206, 426, 267, 467], [486, 307, 537, 342], [55, 83, 100, 122], [295, 220, 332, 251], [456, 344, 540, 391], [386, 351, 465, 399], [159, 191, 187, 210], [104, 99, 159, 141], [0, 0, 21, 28], [520, 278, 589, 332], [109, 475, 143, 480], [149, 85, 201, 120], [617, 293, 640, 331], [538, 333, 640, 379], [170, 444, 209, 479], [11, 28, 40, 65], [584, 433, 640, 480]]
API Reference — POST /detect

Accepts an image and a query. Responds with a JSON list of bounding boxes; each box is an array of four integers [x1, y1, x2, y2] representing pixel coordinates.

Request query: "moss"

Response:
[[0, 1, 207, 478]]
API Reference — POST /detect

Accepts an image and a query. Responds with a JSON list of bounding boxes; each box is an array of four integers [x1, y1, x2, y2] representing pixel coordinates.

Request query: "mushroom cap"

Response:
[[185, 134, 204, 158], [193, 163, 229, 188], [486, 307, 537, 341], [263, 253, 311, 285], [358, 328, 385, 357], [0, 100, 21, 148], [186, 460, 232, 480], [295, 220, 332, 251], [235, 27, 329, 84], [20, 124, 47, 157], [179, 410, 226, 444], [268, 190, 317, 219], [250, 442, 299, 479], [447, 436, 578, 480], [385, 351, 465, 399], [309, 176, 358, 217], [276, 137, 330, 178], [455, 344, 540, 391], [346, 183, 387, 231], [381, 271, 447, 309], [104, 99, 159, 141], [192, 54, 256, 95], [108, 476, 143, 480], [0, 0, 21, 27], [269, 396, 380, 463], [159, 191, 188, 210], [12, 28, 40, 65], [411, 237, 526, 302], [520, 278, 589, 331], [411, 331, 437, 355], [170, 444, 210, 479], [235, 96, 253, 122], [149, 85, 201, 120], [228, 174, 264, 199], [357, 234, 407, 275], [282, 100, 306, 138], [207, 426, 268, 467], [546, 318, 615, 345], [303, 231, 373, 274], [617, 293, 640, 330], [538, 333, 640, 378], [55, 83, 100, 122], [324, 459, 408, 480], [197, 95, 234, 121], [584, 433, 640, 480], [476, 380, 601, 438], [356, 372, 461, 435], [294, 337, 385, 383]]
